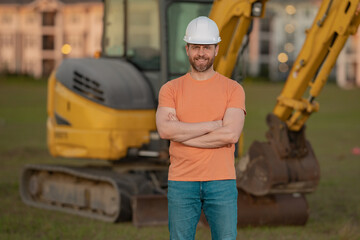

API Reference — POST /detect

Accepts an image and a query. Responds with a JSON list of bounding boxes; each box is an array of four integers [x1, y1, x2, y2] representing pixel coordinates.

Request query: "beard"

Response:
[[188, 54, 215, 72]]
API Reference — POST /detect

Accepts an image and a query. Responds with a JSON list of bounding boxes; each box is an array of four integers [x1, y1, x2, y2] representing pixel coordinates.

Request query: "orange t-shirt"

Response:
[[158, 72, 246, 181]]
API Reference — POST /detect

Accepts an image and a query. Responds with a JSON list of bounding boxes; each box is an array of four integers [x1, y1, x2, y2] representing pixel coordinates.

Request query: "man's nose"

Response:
[[198, 47, 205, 55]]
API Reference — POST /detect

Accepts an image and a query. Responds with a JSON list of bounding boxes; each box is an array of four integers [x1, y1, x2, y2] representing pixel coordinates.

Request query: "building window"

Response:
[[260, 10, 274, 32], [42, 35, 54, 50], [260, 19, 271, 32], [259, 63, 269, 78], [260, 39, 270, 55], [42, 12, 56, 26]]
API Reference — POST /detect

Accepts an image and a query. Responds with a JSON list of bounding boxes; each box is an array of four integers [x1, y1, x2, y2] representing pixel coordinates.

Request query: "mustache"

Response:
[[194, 56, 209, 60]]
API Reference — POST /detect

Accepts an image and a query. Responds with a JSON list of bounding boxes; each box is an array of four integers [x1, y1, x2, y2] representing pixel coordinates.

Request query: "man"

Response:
[[156, 16, 246, 240]]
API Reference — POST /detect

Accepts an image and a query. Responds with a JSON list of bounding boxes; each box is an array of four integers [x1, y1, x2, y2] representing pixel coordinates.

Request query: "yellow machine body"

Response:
[[47, 72, 156, 160]]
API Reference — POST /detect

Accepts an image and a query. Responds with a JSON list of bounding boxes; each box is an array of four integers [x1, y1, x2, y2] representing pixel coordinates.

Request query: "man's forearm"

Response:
[[158, 119, 222, 142], [181, 126, 240, 149]]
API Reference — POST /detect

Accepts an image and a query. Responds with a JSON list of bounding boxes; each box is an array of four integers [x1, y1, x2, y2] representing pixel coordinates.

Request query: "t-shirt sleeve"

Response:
[[158, 81, 175, 108], [227, 81, 246, 115]]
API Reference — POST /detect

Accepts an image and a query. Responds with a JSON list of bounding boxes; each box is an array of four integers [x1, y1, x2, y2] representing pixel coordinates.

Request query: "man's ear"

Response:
[[185, 44, 189, 56], [215, 44, 219, 56]]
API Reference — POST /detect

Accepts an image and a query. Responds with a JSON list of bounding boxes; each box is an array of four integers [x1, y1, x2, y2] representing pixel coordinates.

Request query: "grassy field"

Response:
[[0, 75, 359, 240]]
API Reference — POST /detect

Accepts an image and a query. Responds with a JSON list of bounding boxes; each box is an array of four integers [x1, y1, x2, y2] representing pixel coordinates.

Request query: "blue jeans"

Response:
[[168, 180, 238, 240]]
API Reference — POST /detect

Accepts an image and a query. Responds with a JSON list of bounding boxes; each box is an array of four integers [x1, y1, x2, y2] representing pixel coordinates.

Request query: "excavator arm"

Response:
[[211, 0, 360, 130], [275, 0, 360, 131], [209, 0, 268, 77], [235, 0, 360, 196]]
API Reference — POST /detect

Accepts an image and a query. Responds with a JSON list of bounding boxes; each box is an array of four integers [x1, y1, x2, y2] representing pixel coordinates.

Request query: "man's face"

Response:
[[185, 44, 219, 72]]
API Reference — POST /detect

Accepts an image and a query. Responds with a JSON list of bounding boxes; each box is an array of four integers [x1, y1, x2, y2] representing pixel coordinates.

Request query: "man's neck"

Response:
[[190, 68, 216, 81]]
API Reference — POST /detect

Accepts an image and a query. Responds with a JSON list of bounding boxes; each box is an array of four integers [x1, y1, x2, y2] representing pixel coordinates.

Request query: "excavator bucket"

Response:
[[237, 114, 320, 196], [132, 194, 168, 227]]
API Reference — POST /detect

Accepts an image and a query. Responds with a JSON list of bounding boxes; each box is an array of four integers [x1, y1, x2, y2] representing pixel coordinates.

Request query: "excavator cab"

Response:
[[45, 0, 216, 161], [102, 0, 214, 95]]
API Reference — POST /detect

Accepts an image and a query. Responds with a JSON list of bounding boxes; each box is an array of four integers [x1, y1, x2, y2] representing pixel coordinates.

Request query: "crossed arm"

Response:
[[156, 106, 245, 148]]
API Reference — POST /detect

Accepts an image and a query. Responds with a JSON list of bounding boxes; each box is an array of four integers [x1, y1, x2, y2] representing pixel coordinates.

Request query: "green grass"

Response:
[[0, 75, 359, 239]]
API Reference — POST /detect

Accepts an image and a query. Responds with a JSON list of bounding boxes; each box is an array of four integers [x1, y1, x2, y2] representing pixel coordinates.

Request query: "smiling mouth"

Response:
[[195, 58, 208, 63]]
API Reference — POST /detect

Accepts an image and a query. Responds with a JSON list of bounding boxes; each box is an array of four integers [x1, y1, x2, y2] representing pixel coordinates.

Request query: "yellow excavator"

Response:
[[20, 0, 360, 227]]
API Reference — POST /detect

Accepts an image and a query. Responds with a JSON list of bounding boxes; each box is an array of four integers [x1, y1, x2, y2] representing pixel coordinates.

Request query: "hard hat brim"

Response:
[[183, 37, 221, 45]]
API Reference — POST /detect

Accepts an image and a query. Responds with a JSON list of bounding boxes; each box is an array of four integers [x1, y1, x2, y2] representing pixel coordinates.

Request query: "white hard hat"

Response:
[[184, 16, 221, 44]]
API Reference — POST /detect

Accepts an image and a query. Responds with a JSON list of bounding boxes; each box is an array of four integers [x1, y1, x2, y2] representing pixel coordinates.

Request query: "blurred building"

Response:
[[0, 0, 103, 78], [248, 0, 360, 88], [0, 0, 359, 88]]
